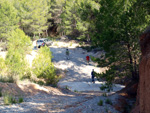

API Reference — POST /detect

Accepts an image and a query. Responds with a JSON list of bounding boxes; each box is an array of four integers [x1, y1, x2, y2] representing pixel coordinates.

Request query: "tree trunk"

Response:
[[87, 34, 90, 42], [127, 43, 136, 80], [46, 30, 48, 37]]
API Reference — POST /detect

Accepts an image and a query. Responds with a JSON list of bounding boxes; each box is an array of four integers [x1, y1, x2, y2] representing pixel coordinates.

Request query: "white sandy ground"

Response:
[[59, 81, 125, 93], [50, 41, 125, 94], [0, 40, 125, 93]]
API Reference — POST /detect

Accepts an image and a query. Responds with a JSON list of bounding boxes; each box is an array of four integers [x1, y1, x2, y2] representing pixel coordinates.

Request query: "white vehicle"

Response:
[[36, 38, 52, 48]]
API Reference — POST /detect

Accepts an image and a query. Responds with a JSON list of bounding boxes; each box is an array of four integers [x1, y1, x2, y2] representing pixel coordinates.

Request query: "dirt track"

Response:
[[0, 40, 121, 113]]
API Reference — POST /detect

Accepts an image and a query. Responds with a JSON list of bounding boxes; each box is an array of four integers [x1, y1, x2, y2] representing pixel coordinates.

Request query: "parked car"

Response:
[[36, 38, 52, 48]]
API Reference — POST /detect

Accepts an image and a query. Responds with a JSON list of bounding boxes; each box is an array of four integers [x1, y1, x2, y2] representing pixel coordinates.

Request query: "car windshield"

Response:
[[37, 40, 44, 42]]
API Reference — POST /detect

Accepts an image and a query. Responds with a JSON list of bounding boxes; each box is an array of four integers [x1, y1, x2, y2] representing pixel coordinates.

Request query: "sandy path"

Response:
[[0, 41, 123, 113], [51, 47, 104, 82], [50, 45, 124, 93]]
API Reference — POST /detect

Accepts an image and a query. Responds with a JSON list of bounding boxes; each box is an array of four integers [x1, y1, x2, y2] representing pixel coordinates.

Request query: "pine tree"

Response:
[[76, 0, 100, 41], [46, 0, 63, 36], [92, 0, 150, 89], [6, 29, 32, 79], [14, 0, 49, 37], [0, 0, 19, 40]]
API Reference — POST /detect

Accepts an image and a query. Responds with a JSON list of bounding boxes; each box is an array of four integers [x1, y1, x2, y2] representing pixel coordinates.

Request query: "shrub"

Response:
[[65, 86, 69, 90], [0, 88, 2, 97], [32, 46, 57, 85], [0, 75, 14, 83], [102, 93, 107, 97], [3, 94, 16, 105], [100, 82, 113, 92], [74, 90, 78, 92], [18, 97, 24, 103], [0, 57, 7, 75], [5, 29, 32, 80], [98, 100, 103, 106], [105, 98, 113, 105], [100, 84, 107, 91]]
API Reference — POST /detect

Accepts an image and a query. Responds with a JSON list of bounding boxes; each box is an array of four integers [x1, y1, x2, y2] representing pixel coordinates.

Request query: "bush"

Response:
[[0, 57, 14, 83], [100, 84, 107, 91], [102, 93, 107, 97], [5, 29, 32, 80], [32, 46, 57, 85], [98, 100, 103, 106], [18, 97, 24, 103], [105, 98, 113, 105], [3, 94, 16, 105], [3, 93, 23, 105], [0, 57, 7, 75], [0, 42, 7, 51], [0, 88, 2, 97], [0, 75, 14, 83]]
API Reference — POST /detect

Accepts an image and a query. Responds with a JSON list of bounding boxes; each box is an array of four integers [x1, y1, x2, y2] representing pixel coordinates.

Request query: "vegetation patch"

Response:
[[102, 93, 107, 97], [18, 97, 24, 103], [4, 29, 32, 82], [0, 88, 2, 97], [3, 94, 16, 105], [105, 98, 113, 105], [98, 100, 103, 106], [32, 46, 58, 85]]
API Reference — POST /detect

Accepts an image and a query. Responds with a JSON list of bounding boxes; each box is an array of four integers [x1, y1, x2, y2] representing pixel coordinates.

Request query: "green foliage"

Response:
[[0, 0, 19, 40], [14, 0, 50, 36], [0, 57, 6, 74], [65, 86, 69, 90], [0, 88, 2, 97], [81, 46, 92, 52], [98, 100, 103, 106], [3, 93, 23, 105], [18, 97, 24, 103], [74, 90, 78, 93], [0, 0, 149, 93], [3, 94, 16, 105], [100, 85, 107, 91], [37, 80, 45, 86], [76, 0, 100, 40], [102, 93, 107, 97], [0, 75, 15, 83], [32, 46, 57, 85], [100, 84, 113, 92], [105, 98, 113, 105], [5, 29, 32, 80], [91, 0, 150, 88], [59, 0, 99, 40]]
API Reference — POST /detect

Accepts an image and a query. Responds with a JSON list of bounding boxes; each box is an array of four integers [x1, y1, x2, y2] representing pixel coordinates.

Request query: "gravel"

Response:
[[0, 41, 122, 113]]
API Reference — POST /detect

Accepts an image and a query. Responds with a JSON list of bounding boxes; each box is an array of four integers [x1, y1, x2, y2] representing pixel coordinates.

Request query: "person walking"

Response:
[[91, 69, 95, 83], [66, 48, 69, 60], [86, 55, 90, 64]]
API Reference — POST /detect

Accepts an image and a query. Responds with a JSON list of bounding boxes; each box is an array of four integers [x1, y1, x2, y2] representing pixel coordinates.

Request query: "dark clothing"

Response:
[[66, 49, 69, 60], [66, 50, 69, 55], [91, 71, 95, 83], [91, 71, 95, 78]]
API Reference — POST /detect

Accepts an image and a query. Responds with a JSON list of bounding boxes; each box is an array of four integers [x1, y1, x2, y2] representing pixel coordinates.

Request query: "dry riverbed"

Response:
[[0, 40, 124, 113]]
